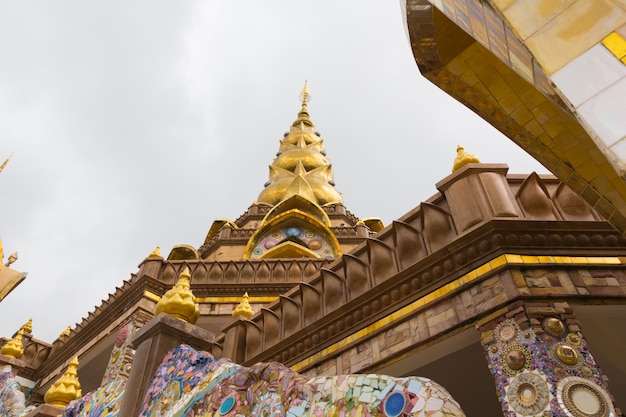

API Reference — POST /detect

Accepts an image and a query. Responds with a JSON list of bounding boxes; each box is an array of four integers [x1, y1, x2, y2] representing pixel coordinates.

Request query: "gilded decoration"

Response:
[[501, 344, 532, 376], [556, 377, 615, 417], [505, 372, 551, 415], [550, 342, 582, 370], [543, 317, 567, 337]]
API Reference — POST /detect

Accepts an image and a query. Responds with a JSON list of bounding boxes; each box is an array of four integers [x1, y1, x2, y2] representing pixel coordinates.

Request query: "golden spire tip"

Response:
[[299, 81, 311, 107]]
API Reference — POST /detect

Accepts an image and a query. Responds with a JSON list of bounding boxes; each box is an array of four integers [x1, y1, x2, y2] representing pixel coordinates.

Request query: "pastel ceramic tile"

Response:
[[552, 44, 626, 107], [525, 0, 626, 74], [502, 0, 576, 40], [578, 77, 626, 147]]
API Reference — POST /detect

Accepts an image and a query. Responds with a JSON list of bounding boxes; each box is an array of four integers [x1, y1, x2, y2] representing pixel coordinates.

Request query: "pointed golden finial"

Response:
[[1, 329, 24, 359], [4, 252, 17, 267], [232, 292, 254, 318], [293, 82, 314, 128], [452, 144, 481, 172], [149, 246, 162, 258], [299, 81, 311, 107], [60, 325, 71, 339], [0, 152, 13, 174], [153, 267, 200, 324], [44, 356, 82, 407], [20, 318, 32, 334]]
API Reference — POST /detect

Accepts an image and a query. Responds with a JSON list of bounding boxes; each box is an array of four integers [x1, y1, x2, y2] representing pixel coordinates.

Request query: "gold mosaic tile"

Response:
[[466, 0, 490, 47], [484, 5, 510, 63], [453, 0, 472, 34], [602, 31, 626, 59]]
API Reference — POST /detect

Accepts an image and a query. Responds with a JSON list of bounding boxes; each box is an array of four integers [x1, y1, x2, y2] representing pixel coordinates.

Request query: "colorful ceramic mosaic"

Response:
[[0, 365, 35, 417], [252, 227, 334, 258], [485, 317, 616, 416], [139, 344, 465, 417], [61, 323, 137, 417], [62, 380, 126, 417]]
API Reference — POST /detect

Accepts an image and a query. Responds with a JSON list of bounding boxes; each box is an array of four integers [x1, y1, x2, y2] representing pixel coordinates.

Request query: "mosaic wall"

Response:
[[0, 365, 35, 417], [485, 317, 616, 417], [251, 226, 334, 258], [140, 344, 465, 417], [62, 322, 136, 417]]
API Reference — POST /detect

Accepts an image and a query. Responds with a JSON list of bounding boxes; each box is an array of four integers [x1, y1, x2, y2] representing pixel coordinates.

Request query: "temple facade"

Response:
[[1, 85, 625, 416]]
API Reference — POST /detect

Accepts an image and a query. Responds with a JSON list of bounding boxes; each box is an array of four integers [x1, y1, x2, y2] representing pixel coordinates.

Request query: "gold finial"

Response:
[[232, 292, 254, 318], [0, 153, 13, 174], [1, 329, 24, 359], [299, 81, 311, 107], [4, 252, 17, 267], [452, 144, 481, 172], [149, 246, 162, 258], [20, 318, 32, 334], [153, 267, 200, 324], [60, 325, 71, 339], [44, 356, 82, 407]]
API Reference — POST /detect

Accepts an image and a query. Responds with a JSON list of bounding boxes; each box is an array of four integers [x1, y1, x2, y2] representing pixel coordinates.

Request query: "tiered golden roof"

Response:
[[1, 329, 24, 359], [149, 246, 162, 258], [256, 83, 342, 207], [44, 356, 82, 407], [232, 292, 254, 318], [244, 85, 344, 260], [154, 267, 200, 324]]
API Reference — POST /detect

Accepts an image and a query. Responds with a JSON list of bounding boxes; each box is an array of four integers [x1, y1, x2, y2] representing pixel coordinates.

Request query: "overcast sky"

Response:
[[0, 2, 549, 343]]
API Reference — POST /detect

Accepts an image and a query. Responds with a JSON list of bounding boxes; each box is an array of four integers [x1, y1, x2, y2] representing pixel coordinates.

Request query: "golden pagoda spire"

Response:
[[256, 84, 342, 207], [44, 356, 82, 407], [20, 318, 32, 334], [1, 329, 24, 359], [232, 292, 254, 318], [452, 145, 481, 172], [153, 267, 200, 324]]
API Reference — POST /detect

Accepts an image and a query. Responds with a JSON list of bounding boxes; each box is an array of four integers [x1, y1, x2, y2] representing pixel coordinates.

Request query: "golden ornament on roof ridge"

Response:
[[452, 144, 481, 172], [1, 329, 24, 359], [44, 356, 82, 407], [233, 292, 254, 318], [153, 267, 200, 324], [20, 318, 32, 334]]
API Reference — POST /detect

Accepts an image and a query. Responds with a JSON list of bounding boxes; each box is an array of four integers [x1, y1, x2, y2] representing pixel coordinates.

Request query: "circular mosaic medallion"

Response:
[[567, 333, 583, 347], [550, 342, 581, 370], [543, 317, 566, 337], [285, 227, 302, 237], [506, 372, 550, 415], [495, 320, 519, 343], [383, 391, 407, 417], [502, 344, 532, 376], [556, 377, 615, 417]]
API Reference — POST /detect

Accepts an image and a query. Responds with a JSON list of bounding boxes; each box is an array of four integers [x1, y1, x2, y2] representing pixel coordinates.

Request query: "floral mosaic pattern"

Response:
[[0, 365, 35, 417], [140, 344, 465, 417], [251, 227, 334, 258], [61, 322, 137, 417], [486, 318, 616, 417]]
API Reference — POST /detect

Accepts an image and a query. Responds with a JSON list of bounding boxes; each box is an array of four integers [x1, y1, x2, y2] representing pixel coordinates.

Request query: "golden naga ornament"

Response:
[[154, 267, 200, 324], [44, 356, 82, 407], [1, 329, 24, 359], [233, 292, 254, 318]]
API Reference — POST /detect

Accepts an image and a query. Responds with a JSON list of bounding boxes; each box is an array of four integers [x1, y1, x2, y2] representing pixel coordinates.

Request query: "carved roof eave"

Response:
[[34, 273, 161, 380], [232, 219, 626, 368]]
